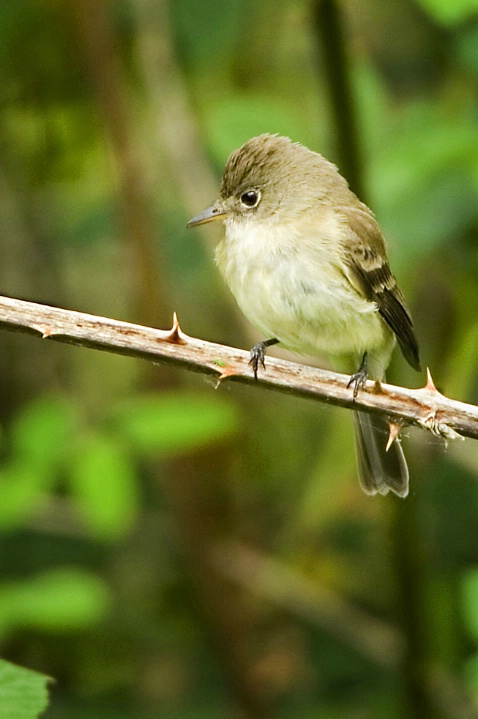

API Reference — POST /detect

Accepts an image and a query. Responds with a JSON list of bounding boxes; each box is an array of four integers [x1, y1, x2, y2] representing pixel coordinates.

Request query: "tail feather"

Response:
[[354, 411, 409, 498]]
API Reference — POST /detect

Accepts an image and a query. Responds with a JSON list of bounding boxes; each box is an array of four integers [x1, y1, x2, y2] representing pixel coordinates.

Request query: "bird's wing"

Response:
[[340, 206, 421, 371]]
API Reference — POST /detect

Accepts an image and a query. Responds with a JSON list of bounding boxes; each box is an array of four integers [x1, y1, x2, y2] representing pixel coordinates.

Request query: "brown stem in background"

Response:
[[134, 0, 219, 216], [312, 0, 365, 200], [0, 152, 70, 420], [164, 451, 273, 719], [69, 0, 169, 329], [388, 498, 441, 719]]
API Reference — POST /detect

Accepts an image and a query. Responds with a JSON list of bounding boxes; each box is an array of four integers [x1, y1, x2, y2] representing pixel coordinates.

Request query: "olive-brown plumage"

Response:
[[188, 134, 421, 497]]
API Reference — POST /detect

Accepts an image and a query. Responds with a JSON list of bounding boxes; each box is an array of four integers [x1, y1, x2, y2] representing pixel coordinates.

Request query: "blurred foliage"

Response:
[[0, 569, 110, 638], [416, 0, 478, 25], [1, 0, 478, 718], [0, 391, 238, 538]]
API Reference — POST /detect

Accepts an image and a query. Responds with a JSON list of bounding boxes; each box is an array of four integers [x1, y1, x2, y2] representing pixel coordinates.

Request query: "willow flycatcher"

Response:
[[188, 134, 420, 497]]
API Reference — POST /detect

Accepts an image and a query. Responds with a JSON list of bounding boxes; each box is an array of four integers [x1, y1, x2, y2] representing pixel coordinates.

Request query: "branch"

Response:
[[211, 542, 477, 719], [212, 541, 403, 668], [0, 295, 476, 441]]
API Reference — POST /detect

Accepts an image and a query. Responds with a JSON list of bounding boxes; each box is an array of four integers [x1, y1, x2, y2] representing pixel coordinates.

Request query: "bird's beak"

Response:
[[187, 204, 228, 228]]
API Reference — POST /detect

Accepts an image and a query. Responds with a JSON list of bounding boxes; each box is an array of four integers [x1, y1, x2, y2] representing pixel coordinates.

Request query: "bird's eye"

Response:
[[240, 190, 261, 208]]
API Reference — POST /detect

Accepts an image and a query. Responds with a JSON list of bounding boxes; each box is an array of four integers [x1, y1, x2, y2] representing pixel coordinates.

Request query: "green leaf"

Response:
[[464, 652, 478, 696], [69, 434, 139, 540], [444, 319, 478, 400], [456, 26, 478, 78], [0, 569, 110, 637], [10, 396, 76, 470], [461, 568, 478, 642], [112, 392, 239, 456], [416, 0, 478, 25], [0, 461, 51, 529], [0, 659, 50, 719], [0, 397, 78, 528]]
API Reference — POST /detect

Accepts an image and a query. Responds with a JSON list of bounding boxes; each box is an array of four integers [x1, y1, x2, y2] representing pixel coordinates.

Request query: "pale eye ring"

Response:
[[240, 189, 261, 208]]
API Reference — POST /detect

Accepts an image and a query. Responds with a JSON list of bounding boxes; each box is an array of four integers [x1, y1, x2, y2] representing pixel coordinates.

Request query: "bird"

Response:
[[188, 133, 420, 497]]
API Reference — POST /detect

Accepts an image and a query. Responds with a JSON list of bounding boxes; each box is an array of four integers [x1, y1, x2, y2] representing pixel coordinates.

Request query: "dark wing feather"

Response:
[[341, 206, 421, 372]]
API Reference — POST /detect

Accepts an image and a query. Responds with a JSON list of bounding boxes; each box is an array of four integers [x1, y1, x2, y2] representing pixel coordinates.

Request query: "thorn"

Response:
[[423, 367, 441, 393], [386, 421, 401, 452], [164, 312, 187, 344], [32, 324, 54, 338], [214, 366, 238, 387]]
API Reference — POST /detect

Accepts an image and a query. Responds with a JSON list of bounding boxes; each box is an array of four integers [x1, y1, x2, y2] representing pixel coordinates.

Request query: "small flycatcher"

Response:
[[188, 134, 420, 497]]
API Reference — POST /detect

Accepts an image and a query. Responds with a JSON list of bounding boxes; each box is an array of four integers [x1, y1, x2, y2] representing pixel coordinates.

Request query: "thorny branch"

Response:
[[0, 294, 477, 442]]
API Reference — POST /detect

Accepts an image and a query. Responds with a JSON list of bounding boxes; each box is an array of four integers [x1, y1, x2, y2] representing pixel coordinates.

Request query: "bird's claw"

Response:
[[249, 342, 267, 379], [347, 352, 368, 399]]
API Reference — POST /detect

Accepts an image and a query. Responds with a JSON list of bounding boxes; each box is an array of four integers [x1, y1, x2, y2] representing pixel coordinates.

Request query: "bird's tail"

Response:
[[353, 411, 409, 498]]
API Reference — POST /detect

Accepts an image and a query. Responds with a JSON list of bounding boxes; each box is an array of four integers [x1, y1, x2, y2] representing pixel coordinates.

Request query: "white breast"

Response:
[[215, 214, 389, 361]]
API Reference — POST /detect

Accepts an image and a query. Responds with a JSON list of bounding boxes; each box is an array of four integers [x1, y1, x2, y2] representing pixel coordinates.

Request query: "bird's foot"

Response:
[[347, 352, 368, 399], [249, 338, 279, 379]]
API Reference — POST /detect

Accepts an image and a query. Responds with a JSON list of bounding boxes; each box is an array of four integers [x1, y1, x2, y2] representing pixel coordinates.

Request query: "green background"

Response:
[[1, 0, 478, 717]]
